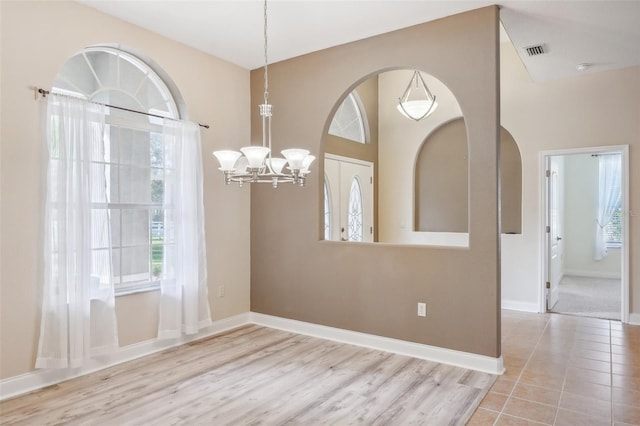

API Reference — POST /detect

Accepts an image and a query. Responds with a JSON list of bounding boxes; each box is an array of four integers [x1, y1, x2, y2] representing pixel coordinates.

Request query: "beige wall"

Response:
[[250, 7, 501, 358], [500, 39, 639, 315], [0, 1, 251, 380], [415, 119, 469, 233], [501, 129, 522, 235]]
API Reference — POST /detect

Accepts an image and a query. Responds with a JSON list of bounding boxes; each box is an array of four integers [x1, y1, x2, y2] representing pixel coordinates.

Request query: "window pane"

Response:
[[85, 50, 118, 89], [99, 91, 142, 113], [91, 163, 108, 203], [348, 178, 364, 242], [56, 53, 98, 97], [91, 249, 112, 287], [110, 209, 121, 247], [104, 125, 118, 164], [89, 129, 107, 163], [328, 93, 366, 143], [111, 247, 121, 285], [107, 164, 119, 203], [151, 168, 164, 204], [163, 210, 176, 244], [605, 207, 623, 243], [118, 55, 146, 96], [120, 129, 150, 167], [119, 166, 151, 204], [150, 133, 163, 167], [121, 209, 149, 246], [121, 246, 150, 284], [91, 209, 111, 249], [151, 244, 163, 281], [137, 76, 167, 111], [151, 209, 164, 241]]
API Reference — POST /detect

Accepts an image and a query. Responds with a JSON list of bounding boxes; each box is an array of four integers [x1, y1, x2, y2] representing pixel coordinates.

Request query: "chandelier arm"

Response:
[[399, 72, 416, 103], [415, 70, 435, 100], [268, 107, 273, 156]]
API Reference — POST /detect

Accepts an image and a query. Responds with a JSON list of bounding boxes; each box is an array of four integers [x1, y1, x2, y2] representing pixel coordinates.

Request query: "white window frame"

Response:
[[52, 47, 180, 296]]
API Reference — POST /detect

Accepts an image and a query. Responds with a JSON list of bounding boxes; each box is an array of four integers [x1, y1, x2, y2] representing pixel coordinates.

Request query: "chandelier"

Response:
[[213, 0, 314, 187], [397, 70, 438, 121]]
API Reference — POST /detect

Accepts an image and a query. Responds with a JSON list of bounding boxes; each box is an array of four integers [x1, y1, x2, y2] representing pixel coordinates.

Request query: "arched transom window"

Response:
[[53, 46, 179, 121], [328, 92, 366, 144]]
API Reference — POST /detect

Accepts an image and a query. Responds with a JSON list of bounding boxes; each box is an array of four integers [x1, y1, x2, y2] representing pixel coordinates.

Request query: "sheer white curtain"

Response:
[[36, 94, 119, 369], [158, 119, 211, 339], [594, 154, 622, 261]]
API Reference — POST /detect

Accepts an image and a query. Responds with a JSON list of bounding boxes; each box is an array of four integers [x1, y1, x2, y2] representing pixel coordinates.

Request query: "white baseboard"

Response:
[[629, 313, 640, 326], [0, 313, 251, 401], [563, 269, 622, 280], [250, 312, 504, 375], [501, 300, 540, 313], [1, 311, 505, 401]]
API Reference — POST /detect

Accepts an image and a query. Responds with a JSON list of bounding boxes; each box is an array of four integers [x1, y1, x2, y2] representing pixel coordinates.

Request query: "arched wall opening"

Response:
[[415, 118, 522, 234]]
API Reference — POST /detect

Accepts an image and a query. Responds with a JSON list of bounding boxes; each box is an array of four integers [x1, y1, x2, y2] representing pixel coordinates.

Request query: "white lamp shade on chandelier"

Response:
[[213, 150, 242, 171], [396, 99, 438, 120], [397, 70, 438, 122], [212, 0, 314, 187]]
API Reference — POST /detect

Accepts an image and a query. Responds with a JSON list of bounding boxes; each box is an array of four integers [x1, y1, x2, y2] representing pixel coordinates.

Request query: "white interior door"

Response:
[[324, 155, 373, 242], [547, 156, 564, 309]]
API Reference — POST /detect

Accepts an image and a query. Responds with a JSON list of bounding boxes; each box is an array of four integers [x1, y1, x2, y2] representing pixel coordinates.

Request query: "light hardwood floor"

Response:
[[0, 325, 495, 425]]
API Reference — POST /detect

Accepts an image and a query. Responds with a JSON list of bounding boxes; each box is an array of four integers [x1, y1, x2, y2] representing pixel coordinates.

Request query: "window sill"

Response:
[[115, 282, 160, 297]]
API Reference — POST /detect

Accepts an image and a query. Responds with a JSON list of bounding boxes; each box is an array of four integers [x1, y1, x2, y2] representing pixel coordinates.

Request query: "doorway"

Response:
[[324, 154, 374, 242], [541, 146, 629, 322]]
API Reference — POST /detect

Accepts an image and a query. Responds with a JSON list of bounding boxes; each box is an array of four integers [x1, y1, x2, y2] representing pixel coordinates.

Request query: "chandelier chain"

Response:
[[263, 0, 269, 104], [211, 0, 314, 188]]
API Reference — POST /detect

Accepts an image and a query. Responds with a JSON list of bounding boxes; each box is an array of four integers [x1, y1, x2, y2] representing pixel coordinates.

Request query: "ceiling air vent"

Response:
[[524, 44, 546, 57]]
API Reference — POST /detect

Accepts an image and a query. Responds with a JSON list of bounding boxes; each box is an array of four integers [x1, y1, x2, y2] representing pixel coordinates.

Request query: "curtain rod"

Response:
[[36, 88, 210, 129]]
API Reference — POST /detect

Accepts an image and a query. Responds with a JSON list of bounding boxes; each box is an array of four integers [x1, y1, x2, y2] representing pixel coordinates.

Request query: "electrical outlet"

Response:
[[417, 302, 426, 317], [218, 285, 225, 298]]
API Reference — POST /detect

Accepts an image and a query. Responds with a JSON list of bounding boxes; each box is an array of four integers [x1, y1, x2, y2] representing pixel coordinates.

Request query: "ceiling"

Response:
[[79, 1, 640, 82]]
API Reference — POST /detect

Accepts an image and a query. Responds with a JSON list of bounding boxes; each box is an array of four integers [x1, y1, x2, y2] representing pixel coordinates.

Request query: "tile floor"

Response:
[[468, 310, 640, 425]]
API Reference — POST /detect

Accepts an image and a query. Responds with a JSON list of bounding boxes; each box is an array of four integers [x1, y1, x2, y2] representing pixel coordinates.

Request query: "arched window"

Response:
[[53, 46, 179, 121], [324, 178, 332, 240], [328, 92, 367, 144], [347, 178, 364, 241], [52, 46, 181, 295], [38, 46, 210, 368]]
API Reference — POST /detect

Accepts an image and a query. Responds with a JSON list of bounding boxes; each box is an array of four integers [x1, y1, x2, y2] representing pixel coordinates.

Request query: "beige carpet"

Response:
[[550, 275, 621, 320]]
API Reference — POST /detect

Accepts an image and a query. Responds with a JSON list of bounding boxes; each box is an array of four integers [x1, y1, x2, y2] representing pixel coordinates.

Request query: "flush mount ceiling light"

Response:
[[397, 70, 438, 122], [213, 0, 314, 188], [576, 63, 591, 72]]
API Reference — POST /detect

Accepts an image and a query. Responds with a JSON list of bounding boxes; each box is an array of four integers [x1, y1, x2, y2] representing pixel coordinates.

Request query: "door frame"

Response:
[[539, 145, 630, 322], [545, 156, 563, 311]]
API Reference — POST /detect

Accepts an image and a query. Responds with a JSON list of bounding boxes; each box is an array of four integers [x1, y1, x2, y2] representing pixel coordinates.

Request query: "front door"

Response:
[[324, 155, 373, 242]]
